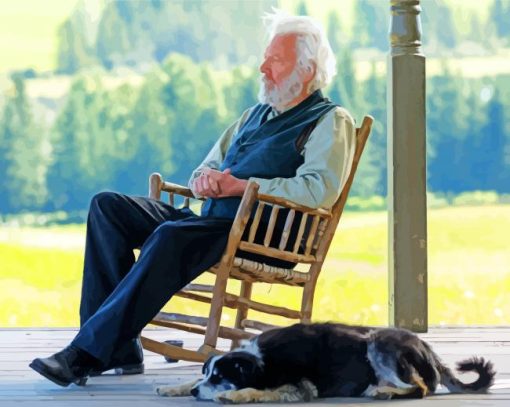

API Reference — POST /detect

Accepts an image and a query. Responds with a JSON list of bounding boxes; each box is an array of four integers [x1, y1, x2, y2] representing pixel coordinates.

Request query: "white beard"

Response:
[[257, 69, 305, 112]]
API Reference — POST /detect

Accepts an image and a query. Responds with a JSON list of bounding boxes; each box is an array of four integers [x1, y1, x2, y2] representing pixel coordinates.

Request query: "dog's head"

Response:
[[190, 351, 264, 400]]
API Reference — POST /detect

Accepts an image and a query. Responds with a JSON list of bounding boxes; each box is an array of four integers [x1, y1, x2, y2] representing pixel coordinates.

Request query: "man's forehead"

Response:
[[264, 33, 298, 58]]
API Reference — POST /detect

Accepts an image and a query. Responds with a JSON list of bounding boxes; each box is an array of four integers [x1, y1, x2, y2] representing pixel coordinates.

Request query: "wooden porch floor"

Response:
[[1, 327, 509, 406]]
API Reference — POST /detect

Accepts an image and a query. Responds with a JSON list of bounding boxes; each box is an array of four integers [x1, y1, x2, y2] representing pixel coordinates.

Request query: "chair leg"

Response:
[[203, 265, 230, 349], [300, 279, 318, 323], [231, 281, 253, 350], [141, 336, 207, 363]]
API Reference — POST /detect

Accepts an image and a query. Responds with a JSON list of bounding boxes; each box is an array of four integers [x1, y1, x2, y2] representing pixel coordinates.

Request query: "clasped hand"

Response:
[[192, 168, 248, 198]]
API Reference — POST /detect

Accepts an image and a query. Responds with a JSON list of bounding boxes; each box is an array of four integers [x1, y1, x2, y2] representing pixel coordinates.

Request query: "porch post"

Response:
[[387, 0, 428, 332]]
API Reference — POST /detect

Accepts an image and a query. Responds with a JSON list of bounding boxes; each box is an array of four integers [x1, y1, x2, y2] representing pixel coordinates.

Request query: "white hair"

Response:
[[261, 8, 337, 92]]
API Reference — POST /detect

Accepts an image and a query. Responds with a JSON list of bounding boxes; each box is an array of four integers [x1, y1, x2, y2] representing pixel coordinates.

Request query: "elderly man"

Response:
[[30, 11, 355, 387]]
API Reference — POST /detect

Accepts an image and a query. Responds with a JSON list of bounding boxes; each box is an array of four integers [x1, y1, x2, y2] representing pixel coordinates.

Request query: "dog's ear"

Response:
[[233, 354, 264, 387], [202, 355, 215, 375]]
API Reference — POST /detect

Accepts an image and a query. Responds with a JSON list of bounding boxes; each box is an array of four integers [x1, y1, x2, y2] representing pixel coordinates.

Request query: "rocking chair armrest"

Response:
[[160, 181, 197, 199], [256, 193, 332, 218], [149, 172, 202, 200]]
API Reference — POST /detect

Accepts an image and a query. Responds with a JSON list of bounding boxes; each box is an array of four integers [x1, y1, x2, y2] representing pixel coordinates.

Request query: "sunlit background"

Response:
[[0, 0, 509, 327]]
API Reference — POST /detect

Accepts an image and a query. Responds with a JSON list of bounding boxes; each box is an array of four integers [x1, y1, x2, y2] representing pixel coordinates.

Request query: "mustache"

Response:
[[258, 70, 304, 110]]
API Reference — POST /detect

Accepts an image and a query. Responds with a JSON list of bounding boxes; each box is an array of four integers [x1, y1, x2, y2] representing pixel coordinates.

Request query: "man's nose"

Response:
[[260, 59, 269, 75], [190, 386, 199, 397]]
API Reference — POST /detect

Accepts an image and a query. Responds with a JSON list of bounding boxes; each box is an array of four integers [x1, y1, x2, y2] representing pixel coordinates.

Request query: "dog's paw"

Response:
[[214, 389, 261, 404], [214, 390, 238, 404], [155, 384, 189, 397], [298, 378, 318, 401], [155, 378, 200, 397], [155, 385, 175, 397]]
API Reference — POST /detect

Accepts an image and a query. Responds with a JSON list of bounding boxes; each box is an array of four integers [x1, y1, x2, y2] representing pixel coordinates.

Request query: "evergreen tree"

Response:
[[467, 14, 483, 43], [329, 48, 359, 114], [427, 67, 469, 193], [481, 90, 508, 191], [361, 62, 387, 196], [296, 1, 308, 16], [223, 66, 259, 123], [436, 1, 457, 49], [91, 0, 275, 71], [161, 54, 224, 185], [462, 87, 487, 191], [326, 11, 342, 54], [0, 75, 49, 212], [352, 0, 388, 51], [490, 0, 510, 42], [118, 69, 173, 195], [47, 76, 121, 210], [95, 3, 135, 69], [56, 16, 97, 74]]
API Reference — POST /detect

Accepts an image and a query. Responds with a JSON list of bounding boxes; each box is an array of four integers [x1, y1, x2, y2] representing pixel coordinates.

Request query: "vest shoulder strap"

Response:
[[295, 99, 337, 153], [295, 119, 319, 153]]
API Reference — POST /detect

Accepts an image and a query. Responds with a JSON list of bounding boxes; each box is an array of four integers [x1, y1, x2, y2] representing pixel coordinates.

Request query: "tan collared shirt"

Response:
[[188, 105, 356, 209]]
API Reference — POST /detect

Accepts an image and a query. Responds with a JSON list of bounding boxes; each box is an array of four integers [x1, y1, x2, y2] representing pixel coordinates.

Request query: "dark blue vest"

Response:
[[201, 90, 336, 219]]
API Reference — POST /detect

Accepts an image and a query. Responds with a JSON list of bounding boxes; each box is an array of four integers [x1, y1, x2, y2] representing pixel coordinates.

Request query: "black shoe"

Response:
[[89, 337, 144, 376], [29, 345, 101, 387], [89, 362, 144, 376]]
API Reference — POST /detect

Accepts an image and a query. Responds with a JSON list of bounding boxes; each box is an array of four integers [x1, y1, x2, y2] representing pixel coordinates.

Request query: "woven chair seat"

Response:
[[226, 257, 311, 286]]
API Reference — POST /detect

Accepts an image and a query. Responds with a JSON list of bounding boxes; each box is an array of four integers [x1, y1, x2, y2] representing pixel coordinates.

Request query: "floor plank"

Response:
[[0, 327, 509, 406]]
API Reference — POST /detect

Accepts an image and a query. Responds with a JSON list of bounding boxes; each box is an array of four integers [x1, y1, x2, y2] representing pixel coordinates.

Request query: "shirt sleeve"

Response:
[[188, 107, 253, 198], [248, 107, 356, 209]]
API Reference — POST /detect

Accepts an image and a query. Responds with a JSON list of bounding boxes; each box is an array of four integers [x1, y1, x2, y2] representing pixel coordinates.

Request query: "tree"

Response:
[[326, 11, 342, 54], [95, 3, 136, 70], [352, 0, 388, 51], [296, 1, 308, 16], [427, 67, 469, 193], [91, 0, 276, 71], [160, 55, 224, 185], [223, 66, 259, 123], [490, 0, 510, 43], [117, 66, 175, 195], [56, 16, 97, 74], [436, 1, 457, 49], [421, 0, 457, 50], [457, 88, 486, 191], [47, 76, 124, 210], [328, 48, 360, 114], [480, 90, 508, 191], [0, 75, 49, 212], [361, 63, 387, 196]]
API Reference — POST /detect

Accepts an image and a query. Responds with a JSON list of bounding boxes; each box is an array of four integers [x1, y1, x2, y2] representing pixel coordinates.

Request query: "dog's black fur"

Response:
[[193, 322, 496, 400]]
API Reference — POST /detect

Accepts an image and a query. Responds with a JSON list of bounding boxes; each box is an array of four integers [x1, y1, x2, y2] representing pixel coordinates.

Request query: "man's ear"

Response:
[[303, 61, 316, 84]]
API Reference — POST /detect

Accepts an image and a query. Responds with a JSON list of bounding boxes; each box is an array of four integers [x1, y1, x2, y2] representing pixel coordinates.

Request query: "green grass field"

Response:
[[1, 205, 509, 327]]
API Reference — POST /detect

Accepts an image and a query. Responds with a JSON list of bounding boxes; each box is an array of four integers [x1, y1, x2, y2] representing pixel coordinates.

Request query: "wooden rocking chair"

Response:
[[141, 115, 373, 363]]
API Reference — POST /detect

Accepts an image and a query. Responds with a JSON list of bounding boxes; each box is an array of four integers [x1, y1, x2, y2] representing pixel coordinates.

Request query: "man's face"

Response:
[[259, 33, 298, 89], [258, 33, 311, 110]]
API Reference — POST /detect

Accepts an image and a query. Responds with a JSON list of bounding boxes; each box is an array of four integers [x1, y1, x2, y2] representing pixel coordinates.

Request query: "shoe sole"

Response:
[[29, 360, 88, 387], [89, 363, 144, 377]]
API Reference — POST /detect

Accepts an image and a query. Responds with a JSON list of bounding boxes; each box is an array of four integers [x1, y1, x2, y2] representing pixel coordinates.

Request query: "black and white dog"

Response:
[[156, 322, 495, 403]]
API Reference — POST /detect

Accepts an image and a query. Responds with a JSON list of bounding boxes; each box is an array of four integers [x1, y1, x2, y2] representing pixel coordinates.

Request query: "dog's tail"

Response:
[[437, 356, 495, 393]]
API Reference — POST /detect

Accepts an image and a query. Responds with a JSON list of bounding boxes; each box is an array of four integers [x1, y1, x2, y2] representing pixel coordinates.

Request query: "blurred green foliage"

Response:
[[0, 0, 509, 215]]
